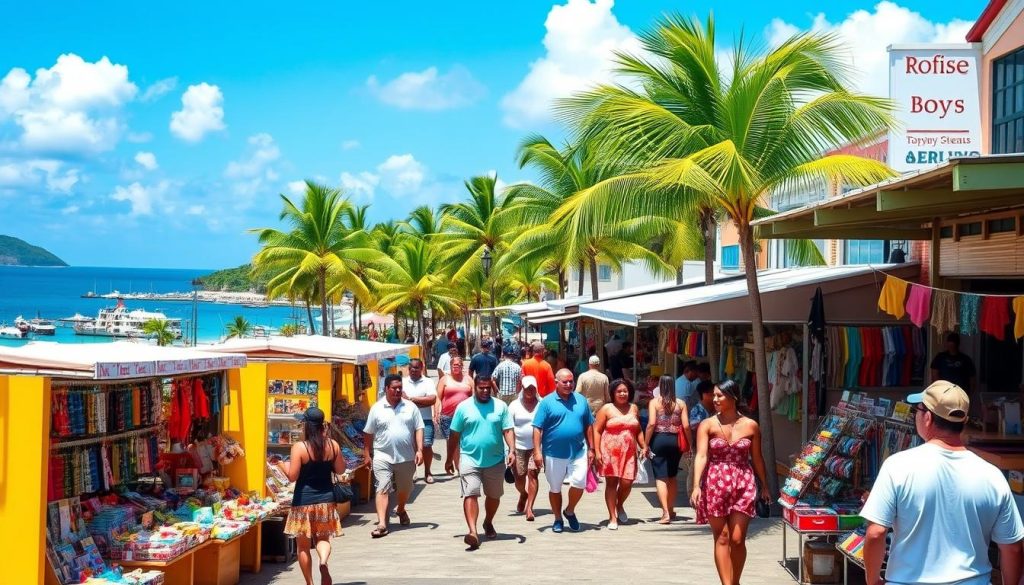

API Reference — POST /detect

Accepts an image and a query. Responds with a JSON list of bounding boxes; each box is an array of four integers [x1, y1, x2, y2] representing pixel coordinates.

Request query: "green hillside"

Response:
[[0, 235, 68, 266], [199, 264, 267, 292]]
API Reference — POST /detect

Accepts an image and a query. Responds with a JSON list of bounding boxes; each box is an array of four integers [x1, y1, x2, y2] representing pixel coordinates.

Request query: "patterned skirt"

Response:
[[284, 502, 343, 540]]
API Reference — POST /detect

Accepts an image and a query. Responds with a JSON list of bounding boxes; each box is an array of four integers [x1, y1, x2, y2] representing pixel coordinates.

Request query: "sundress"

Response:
[[600, 410, 641, 481], [696, 437, 757, 524]]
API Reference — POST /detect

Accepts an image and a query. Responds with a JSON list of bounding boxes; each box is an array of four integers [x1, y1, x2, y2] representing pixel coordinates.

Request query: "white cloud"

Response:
[[340, 171, 380, 201], [767, 2, 975, 97], [110, 180, 172, 216], [286, 180, 307, 196], [341, 139, 360, 150], [501, 0, 641, 128], [367, 66, 486, 110], [0, 159, 79, 194], [126, 131, 153, 143], [61, 205, 79, 215], [140, 77, 177, 102], [376, 154, 426, 195], [170, 83, 225, 142], [186, 204, 206, 215], [225, 133, 280, 179], [0, 54, 138, 154], [134, 151, 158, 171]]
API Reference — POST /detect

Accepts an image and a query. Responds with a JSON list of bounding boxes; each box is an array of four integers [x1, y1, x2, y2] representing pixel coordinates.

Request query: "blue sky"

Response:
[[0, 0, 984, 269]]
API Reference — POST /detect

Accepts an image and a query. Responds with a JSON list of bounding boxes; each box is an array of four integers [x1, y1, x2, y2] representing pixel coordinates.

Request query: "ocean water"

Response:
[[0, 266, 314, 346]]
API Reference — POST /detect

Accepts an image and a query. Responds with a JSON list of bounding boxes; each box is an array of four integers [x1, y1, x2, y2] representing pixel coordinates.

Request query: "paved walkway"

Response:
[[243, 439, 799, 585]]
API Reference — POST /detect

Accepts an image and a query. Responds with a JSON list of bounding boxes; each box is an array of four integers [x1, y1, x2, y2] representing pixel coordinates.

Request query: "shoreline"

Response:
[[81, 290, 354, 309]]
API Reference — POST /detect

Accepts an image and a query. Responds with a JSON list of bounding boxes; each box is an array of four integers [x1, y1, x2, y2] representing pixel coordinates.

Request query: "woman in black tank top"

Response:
[[282, 407, 346, 585]]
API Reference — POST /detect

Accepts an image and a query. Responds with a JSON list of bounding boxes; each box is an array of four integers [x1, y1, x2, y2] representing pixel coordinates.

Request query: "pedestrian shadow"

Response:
[[400, 521, 440, 531], [450, 532, 527, 550]]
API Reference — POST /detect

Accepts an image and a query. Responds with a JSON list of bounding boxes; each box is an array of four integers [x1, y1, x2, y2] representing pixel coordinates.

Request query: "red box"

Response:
[[788, 507, 838, 531]]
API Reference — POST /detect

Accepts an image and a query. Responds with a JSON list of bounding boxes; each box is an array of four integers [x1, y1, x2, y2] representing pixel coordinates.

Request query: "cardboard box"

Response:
[[1009, 470, 1023, 494], [802, 540, 842, 583]]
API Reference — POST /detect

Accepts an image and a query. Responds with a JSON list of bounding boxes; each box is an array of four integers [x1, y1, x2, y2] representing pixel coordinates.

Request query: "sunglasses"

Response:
[[915, 405, 929, 416]]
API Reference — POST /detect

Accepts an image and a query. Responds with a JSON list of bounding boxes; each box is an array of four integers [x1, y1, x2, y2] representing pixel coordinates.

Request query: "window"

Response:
[[722, 245, 740, 269], [987, 218, 1016, 234], [960, 222, 983, 237], [993, 47, 1024, 154], [598, 264, 612, 281], [843, 240, 888, 264], [939, 226, 954, 238]]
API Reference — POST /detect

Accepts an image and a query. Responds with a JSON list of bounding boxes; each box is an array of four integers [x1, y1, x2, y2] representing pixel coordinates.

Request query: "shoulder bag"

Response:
[[676, 401, 690, 454]]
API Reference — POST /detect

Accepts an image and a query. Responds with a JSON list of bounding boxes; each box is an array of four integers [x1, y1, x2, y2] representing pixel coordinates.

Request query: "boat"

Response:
[[14, 316, 56, 336], [0, 325, 25, 338], [57, 313, 96, 327], [74, 299, 183, 339]]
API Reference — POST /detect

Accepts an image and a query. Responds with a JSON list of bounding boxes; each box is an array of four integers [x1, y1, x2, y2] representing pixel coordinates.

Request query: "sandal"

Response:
[[463, 533, 479, 550], [483, 521, 497, 539], [424, 475, 435, 484], [397, 510, 411, 526], [525, 511, 535, 522], [319, 563, 332, 585], [370, 526, 389, 538]]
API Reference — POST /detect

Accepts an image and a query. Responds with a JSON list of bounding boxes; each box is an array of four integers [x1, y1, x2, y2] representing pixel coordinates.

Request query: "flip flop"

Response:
[[424, 475, 435, 484], [370, 526, 389, 538], [483, 521, 497, 539], [397, 510, 411, 526], [526, 511, 535, 522], [319, 564, 332, 585], [463, 533, 480, 550]]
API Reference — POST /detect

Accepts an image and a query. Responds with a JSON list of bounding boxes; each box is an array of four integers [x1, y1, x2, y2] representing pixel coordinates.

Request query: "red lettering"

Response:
[[905, 54, 970, 75], [910, 96, 963, 119]]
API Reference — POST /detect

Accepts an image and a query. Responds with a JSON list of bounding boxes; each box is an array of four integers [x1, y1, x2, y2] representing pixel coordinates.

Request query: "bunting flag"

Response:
[[875, 271, 1024, 340]]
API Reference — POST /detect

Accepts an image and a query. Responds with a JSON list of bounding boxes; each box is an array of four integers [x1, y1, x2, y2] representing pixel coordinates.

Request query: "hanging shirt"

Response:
[[1014, 297, 1024, 341], [980, 296, 1010, 341], [960, 295, 980, 336], [931, 290, 959, 335], [878, 275, 909, 319], [905, 285, 932, 328]]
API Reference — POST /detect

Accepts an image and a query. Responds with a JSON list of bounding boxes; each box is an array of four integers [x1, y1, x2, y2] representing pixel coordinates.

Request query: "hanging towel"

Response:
[[725, 345, 736, 377], [878, 275, 909, 319], [931, 290, 958, 335], [960, 295, 980, 335], [1014, 297, 1024, 340], [905, 285, 932, 328], [980, 296, 1011, 341]]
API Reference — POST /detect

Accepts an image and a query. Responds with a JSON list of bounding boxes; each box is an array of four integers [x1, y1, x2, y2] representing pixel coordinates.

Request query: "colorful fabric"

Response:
[[696, 437, 757, 524], [284, 502, 343, 540], [1015, 297, 1024, 341], [959, 295, 980, 336], [980, 296, 1011, 341], [878, 275, 909, 319], [599, 410, 640, 481], [905, 285, 932, 328], [931, 290, 958, 335]]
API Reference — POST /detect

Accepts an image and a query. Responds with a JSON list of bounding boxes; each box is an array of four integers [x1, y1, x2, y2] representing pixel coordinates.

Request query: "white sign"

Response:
[[888, 44, 983, 172]]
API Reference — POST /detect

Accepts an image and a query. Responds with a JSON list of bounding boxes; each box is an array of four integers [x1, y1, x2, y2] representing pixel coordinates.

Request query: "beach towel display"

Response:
[[824, 326, 925, 389]]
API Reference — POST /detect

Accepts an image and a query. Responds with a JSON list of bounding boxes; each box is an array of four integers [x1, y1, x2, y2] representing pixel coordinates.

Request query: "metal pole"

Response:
[[490, 282, 497, 341], [633, 326, 639, 386], [802, 323, 810, 444]]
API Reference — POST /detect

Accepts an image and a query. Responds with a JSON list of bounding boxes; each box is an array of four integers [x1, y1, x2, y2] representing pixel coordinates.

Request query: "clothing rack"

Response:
[[50, 425, 160, 451]]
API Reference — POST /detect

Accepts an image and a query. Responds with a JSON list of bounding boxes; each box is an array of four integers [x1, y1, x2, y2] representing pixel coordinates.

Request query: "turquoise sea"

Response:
[[0, 266, 314, 346]]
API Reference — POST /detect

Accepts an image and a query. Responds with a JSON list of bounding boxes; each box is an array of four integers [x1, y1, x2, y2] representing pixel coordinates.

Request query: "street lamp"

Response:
[[190, 278, 203, 346], [480, 247, 496, 342]]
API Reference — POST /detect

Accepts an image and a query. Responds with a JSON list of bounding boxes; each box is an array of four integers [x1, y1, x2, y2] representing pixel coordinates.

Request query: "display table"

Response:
[[837, 545, 864, 585], [117, 541, 210, 585], [239, 520, 263, 574], [352, 464, 372, 502], [965, 431, 1024, 471], [195, 534, 243, 585], [780, 519, 846, 584]]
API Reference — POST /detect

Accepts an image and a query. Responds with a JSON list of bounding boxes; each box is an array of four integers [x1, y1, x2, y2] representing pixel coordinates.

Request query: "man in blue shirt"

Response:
[[469, 339, 499, 379], [532, 368, 594, 533]]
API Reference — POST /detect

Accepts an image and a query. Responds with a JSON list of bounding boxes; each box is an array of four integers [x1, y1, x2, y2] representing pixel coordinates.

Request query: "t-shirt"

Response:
[[363, 399, 424, 464], [675, 375, 699, 407], [861, 443, 1024, 585], [532, 392, 594, 460], [576, 369, 610, 415], [493, 359, 522, 397], [450, 398, 512, 468], [434, 337, 450, 356], [402, 376, 437, 421], [436, 352, 453, 375], [508, 398, 539, 450], [469, 351, 498, 378], [930, 351, 976, 390], [521, 355, 556, 397]]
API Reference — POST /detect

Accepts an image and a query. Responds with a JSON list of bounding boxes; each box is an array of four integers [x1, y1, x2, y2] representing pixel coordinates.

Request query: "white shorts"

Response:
[[544, 451, 588, 492]]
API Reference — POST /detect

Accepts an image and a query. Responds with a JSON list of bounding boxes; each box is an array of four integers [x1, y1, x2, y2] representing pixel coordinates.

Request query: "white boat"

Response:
[[14, 316, 56, 336], [57, 313, 95, 328], [0, 325, 25, 338], [74, 300, 183, 339]]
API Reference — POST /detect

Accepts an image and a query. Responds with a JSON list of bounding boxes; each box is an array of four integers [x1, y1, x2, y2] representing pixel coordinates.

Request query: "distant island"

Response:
[[0, 235, 67, 266], [199, 263, 267, 293]]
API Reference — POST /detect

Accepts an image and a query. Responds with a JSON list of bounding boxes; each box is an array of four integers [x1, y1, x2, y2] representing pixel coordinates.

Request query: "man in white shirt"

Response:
[[436, 345, 458, 377], [363, 374, 424, 538], [402, 358, 438, 484], [861, 381, 1023, 585]]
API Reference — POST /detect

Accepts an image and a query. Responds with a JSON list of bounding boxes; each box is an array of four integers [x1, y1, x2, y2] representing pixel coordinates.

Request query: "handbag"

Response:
[[635, 455, 652, 485], [332, 473, 353, 504], [504, 465, 516, 484], [677, 426, 690, 454], [585, 464, 599, 493], [755, 498, 771, 518]]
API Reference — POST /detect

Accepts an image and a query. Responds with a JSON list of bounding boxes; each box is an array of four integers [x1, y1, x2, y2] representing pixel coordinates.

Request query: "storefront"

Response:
[[0, 341, 269, 585]]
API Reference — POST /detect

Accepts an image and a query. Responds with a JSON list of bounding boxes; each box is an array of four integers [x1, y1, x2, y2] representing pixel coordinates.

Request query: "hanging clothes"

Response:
[[980, 296, 1011, 341], [878, 275, 909, 319], [931, 290, 958, 335], [959, 295, 980, 335], [1014, 297, 1024, 341], [724, 345, 736, 378], [905, 285, 932, 328]]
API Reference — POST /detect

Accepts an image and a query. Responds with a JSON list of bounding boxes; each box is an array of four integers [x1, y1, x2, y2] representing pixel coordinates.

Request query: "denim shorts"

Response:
[[439, 414, 454, 439], [422, 419, 435, 448]]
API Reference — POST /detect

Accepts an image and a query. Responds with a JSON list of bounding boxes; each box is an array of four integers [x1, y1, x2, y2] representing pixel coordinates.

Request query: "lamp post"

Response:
[[190, 278, 203, 346], [481, 247, 495, 343]]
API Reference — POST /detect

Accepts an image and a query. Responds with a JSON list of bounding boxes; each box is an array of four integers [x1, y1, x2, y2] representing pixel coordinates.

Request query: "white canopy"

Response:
[[202, 335, 414, 365], [579, 264, 920, 327], [0, 341, 247, 380]]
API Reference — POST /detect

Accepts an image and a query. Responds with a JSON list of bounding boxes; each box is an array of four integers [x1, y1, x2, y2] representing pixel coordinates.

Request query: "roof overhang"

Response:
[[201, 335, 413, 365]]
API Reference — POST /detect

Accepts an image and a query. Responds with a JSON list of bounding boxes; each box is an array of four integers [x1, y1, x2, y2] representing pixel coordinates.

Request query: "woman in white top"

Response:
[[508, 375, 540, 521]]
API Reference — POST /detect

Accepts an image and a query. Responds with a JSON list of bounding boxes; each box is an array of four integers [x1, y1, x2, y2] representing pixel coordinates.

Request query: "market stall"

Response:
[[0, 340, 279, 585]]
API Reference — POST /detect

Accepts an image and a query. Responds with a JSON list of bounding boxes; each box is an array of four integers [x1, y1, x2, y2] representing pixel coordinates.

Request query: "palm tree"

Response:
[[142, 319, 176, 347], [401, 205, 443, 240], [225, 316, 253, 339], [498, 255, 559, 302], [557, 15, 895, 490], [371, 238, 462, 357], [251, 181, 374, 337]]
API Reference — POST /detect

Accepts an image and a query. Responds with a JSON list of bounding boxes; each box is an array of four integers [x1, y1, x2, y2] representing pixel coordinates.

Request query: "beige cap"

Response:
[[907, 380, 970, 423]]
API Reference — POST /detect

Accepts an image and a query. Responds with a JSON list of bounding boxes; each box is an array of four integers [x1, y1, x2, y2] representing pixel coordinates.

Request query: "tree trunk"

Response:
[[588, 256, 605, 364], [430, 306, 437, 354], [576, 260, 585, 297], [701, 207, 721, 380], [588, 256, 600, 302], [738, 219, 778, 495], [418, 301, 428, 360], [306, 299, 316, 335], [319, 269, 329, 337]]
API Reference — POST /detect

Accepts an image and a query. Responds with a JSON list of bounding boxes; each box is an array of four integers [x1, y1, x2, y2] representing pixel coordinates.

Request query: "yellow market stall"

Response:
[[0, 341, 259, 585]]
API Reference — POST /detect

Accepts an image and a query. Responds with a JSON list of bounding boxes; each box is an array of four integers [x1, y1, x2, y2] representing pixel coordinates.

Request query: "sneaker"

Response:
[[552, 519, 564, 533], [617, 510, 628, 524], [563, 510, 580, 532], [608, 522, 618, 531]]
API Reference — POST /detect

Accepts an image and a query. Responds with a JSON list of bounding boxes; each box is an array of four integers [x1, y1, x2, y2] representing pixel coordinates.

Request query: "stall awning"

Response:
[[524, 307, 580, 324], [202, 335, 413, 365], [543, 275, 738, 314], [752, 155, 1024, 239], [473, 300, 551, 315], [0, 341, 248, 380], [579, 264, 921, 326]]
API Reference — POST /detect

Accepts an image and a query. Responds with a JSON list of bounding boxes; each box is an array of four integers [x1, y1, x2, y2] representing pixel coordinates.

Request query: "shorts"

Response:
[[372, 459, 415, 494], [422, 420, 435, 448], [544, 451, 588, 492], [514, 448, 538, 476], [460, 462, 505, 499], [439, 414, 454, 439], [499, 393, 517, 405]]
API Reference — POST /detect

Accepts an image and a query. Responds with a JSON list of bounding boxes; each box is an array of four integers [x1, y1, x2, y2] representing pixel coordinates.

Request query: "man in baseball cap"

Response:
[[861, 381, 1023, 585]]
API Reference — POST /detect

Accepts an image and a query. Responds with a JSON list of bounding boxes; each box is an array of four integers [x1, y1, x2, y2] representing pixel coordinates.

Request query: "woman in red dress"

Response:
[[691, 380, 772, 585], [593, 378, 647, 530]]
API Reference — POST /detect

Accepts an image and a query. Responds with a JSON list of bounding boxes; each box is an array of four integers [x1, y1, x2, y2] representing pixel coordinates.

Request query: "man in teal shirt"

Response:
[[450, 375, 515, 550]]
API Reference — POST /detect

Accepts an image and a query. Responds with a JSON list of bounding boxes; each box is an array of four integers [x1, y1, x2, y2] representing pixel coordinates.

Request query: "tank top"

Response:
[[653, 400, 683, 434], [292, 441, 336, 507], [441, 375, 473, 416]]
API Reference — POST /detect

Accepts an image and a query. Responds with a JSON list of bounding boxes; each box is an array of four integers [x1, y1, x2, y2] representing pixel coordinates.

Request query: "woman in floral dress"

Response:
[[691, 380, 772, 585], [593, 378, 647, 530]]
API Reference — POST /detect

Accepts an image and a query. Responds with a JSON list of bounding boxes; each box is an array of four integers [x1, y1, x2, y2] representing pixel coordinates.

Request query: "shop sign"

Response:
[[156, 360, 176, 375], [96, 361, 156, 379], [888, 44, 983, 172], [173, 359, 191, 373]]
